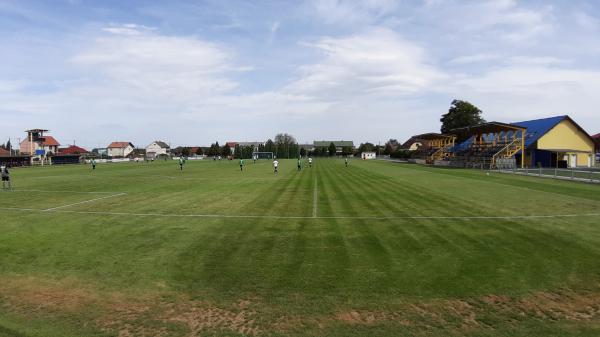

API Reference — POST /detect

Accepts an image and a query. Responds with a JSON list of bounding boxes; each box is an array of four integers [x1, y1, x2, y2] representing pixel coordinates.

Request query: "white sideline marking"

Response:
[[1, 206, 599, 220], [42, 193, 127, 212], [313, 177, 318, 218], [10, 189, 119, 194]]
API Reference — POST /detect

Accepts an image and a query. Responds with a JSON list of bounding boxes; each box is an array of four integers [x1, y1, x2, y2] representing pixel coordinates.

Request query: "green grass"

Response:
[[1, 158, 600, 336]]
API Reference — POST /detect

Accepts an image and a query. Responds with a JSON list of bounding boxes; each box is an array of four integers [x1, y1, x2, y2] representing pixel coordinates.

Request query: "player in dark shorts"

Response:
[[239, 159, 244, 171], [179, 157, 184, 171], [91, 159, 96, 170], [297, 158, 301, 171], [345, 158, 348, 167], [1, 165, 11, 190]]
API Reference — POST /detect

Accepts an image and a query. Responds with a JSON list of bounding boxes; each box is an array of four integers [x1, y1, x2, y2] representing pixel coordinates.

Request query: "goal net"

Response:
[[252, 152, 274, 159]]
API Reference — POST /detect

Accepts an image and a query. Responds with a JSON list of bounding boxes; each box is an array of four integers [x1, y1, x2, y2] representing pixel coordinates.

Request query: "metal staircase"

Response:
[[491, 139, 523, 169]]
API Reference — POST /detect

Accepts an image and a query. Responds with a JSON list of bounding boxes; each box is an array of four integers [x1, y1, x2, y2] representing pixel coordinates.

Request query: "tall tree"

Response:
[[274, 133, 296, 145], [440, 99, 485, 134], [195, 147, 204, 156], [221, 143, 231, 157], [242, 145, 253, 159], [299, 147, 307, 157], [234, 144, 242, 158], [273, 133, 297, 158], [264, 139, 275, 153], [357, 142, 375, 154], [341, 146, 353, 156], [328, 142, 337, 156]]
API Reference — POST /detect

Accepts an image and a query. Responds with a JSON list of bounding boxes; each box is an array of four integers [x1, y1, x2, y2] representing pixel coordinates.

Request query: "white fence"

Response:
[[497, 167, 600, 184], [84, 158, 131, 164]]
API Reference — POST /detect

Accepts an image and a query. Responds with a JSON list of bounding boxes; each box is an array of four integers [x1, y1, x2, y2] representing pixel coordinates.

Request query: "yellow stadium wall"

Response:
[[537, 119, 595, 167]]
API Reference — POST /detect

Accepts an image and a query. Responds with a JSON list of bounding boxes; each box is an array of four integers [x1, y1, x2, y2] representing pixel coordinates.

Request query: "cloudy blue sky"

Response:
[[1, 0, 600, 149]]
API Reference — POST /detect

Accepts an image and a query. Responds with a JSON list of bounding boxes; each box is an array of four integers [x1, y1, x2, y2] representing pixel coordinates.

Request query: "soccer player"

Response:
[[239, 158, 244, 171], [345, 158, 349, 167], [273, 159, 279, 174], [91, 159, 96, 170], [1, 165, 11, 190], [179, 157, 184, 171], [297, 158, 301, 171], [308, 157, 312, 168]]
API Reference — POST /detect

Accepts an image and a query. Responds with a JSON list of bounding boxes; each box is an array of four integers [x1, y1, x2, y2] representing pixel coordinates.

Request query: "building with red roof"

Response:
[[107, 142, 135, 157], [59, 145, 89, 155], [19, 129, 61, 156]]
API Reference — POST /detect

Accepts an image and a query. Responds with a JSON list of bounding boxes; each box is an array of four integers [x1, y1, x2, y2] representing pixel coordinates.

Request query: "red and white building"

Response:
[[19, 129, 61, 155]]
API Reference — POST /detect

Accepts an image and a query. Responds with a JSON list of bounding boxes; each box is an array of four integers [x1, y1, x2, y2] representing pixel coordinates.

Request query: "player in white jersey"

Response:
[[273, 159, 279, 174], [1, 165, 10, 190]]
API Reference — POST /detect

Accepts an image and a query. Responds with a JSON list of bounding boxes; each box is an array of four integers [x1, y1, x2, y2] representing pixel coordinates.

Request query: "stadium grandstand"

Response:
[[401, 133, 456, 164], [406, 115, 596, 169], [448, 122, 526, 169]]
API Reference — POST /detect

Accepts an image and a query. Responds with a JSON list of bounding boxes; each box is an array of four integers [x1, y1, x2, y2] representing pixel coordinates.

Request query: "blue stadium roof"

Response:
[[512, 115, 567, 148]]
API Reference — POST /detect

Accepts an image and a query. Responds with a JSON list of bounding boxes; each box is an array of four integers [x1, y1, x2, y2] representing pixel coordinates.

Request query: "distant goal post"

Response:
[[252, 152, 274, 159]]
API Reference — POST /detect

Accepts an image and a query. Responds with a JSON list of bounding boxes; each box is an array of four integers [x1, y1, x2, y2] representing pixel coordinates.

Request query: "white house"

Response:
[[361, 152, 377, 160], [107, 142, 135, 157], [146, 141, 170, 158]]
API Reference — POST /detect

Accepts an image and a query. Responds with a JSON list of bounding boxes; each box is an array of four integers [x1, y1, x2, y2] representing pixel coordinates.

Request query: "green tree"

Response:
[[341, 146, 353, 156], [221, 144, 231, 157], [300, 147, 307, 157], [195, 147, 204, 156], [242, 145, 253, 159], [328, 142, 337, 156], [274, 133, 296, 145], [274, 133, 297, 158], [264, 139, 275, 153], [208, 142, 220, 156], [234, 144, 242, 158], [383, 139, 398, 155], [181, 147, 191, 156], [357, 142, 375, 154], [440, 99, 485, 134]]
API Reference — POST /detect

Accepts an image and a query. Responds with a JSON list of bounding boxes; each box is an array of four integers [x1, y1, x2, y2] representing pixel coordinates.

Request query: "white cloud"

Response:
[[425, 0, 554, 43], [449, 53, 500, 65], [71, 25, 240, 97], [287, 28, 446, 99], [267, 21, 280, 44], [309, 0, 399, 24], [574, 11, 600, 30], [450, 65, 600, 123]]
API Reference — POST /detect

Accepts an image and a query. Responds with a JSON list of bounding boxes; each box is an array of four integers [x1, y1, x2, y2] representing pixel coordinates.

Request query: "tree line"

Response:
[[168, 99, 486, 160]]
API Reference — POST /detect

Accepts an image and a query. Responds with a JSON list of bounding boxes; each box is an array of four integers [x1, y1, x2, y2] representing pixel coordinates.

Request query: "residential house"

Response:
[[237, 142, 263, 153], [146, 141, 170, 159], [107, 142, 135, 158], [313, 140, 354, 154], [593, 133, 600, 163], [225, 142, 238, 155]]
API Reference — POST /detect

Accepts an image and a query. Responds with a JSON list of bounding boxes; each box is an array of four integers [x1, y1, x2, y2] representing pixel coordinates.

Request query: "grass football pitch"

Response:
[[1, 158, 600, 336]]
